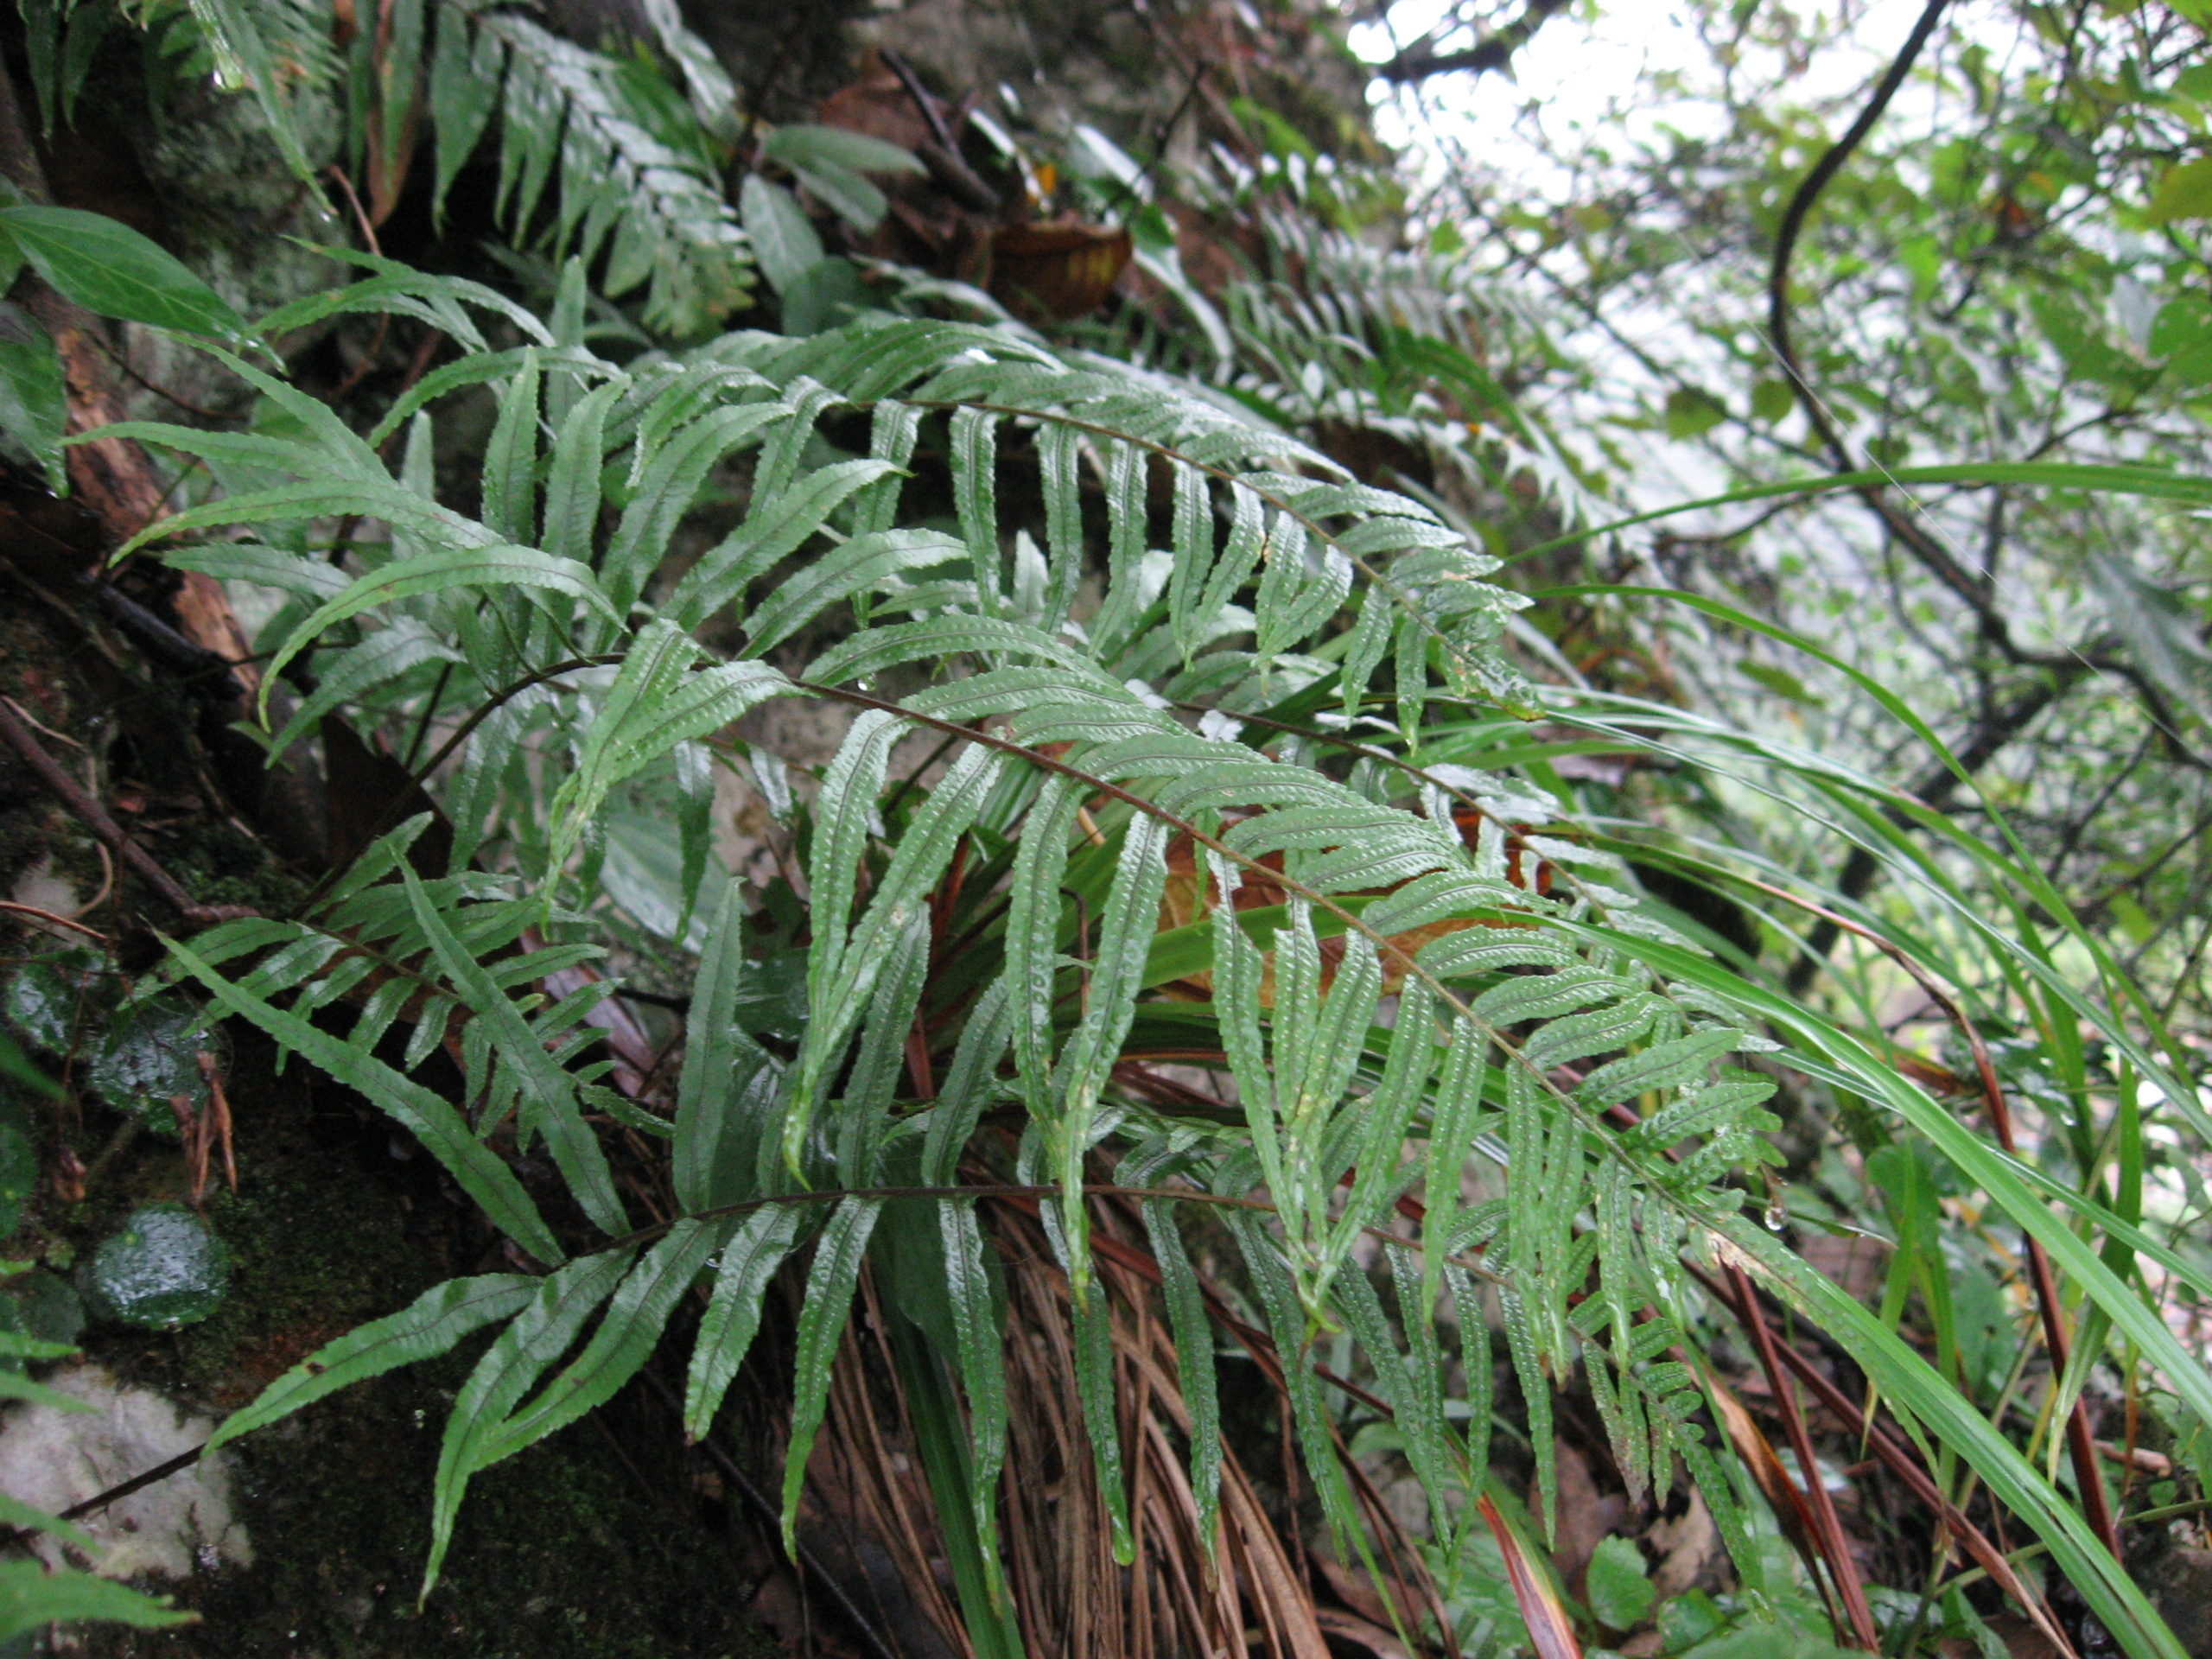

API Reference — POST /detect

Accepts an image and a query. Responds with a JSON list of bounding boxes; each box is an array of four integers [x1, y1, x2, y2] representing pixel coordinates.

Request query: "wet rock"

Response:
[[0, 1363, 251, 1580], [86, 1205, 230, 1330]]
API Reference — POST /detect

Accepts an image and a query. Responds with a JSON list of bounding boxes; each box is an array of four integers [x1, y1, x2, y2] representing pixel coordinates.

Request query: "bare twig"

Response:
[[21, 1441, 209, 1535], [0, 696, 257, 926], [1760, 0, 2179, 727], [879, 48, 1002, 214], [0, 900, 111, 944], [1378, 0, 1575, 83], [1768, 0, 1953, 455]]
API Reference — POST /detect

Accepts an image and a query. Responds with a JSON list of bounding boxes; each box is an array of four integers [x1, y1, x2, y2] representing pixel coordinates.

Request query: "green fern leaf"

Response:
[[259, 544, 615, 701], [743, 530, 969, 656], [779, 1195, 882, 1551], [265, 619, 462, 754], [546, 626, 788, 874], [806, 615, 1096, 686], [207, 1275, 537, 1454], [540, 379, 623, 566], [938, 1197, 1012, 1602], [668, 458, 901, 628], [674, 879, 779, 1212], [1471, 965, 1634, 1027], [480, 348, 542, 545], [1049, 811, 1169, 1296], [167, 936, 563, 1265], [1576, 1029, 1745, 1111], [400, 868, 628, 1236], [683, 1205, 807, 1439], [1128, 1148, 1222, 1553], [472, 1217, 728, 1468], [423, 1247, 636, 1598]]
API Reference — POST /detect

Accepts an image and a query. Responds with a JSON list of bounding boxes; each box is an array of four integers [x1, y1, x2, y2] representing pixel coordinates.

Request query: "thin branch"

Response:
[[1763, 0, 2123, 683], [878, 49, 1001, 214], [0, 697, 257, 926], [1377, 0, 1575, 83], [0, 901, 111, 944]]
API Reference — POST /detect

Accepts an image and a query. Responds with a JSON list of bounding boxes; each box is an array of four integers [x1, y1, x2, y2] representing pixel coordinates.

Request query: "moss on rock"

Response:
[[67, 1034, 771, 1659]]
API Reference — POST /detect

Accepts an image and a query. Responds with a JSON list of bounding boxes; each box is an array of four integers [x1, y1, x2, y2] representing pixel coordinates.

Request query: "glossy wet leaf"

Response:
[[0, 207, 247, 341], [86, 1203, 229, 1329], [0, 304, 65, 492], [86, 998, 219, 1135], [3, 951, 105, 1058]]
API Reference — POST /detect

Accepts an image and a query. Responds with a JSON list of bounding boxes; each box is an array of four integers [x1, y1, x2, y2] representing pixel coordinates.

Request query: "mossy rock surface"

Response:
[[0, 1120, 34, 1235], [75, 1033, 772, 1659], [124, 1387, 779, 1659]]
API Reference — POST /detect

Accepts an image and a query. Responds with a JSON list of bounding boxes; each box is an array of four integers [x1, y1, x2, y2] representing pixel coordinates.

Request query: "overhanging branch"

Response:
[[1377, 0, 1574, 83]]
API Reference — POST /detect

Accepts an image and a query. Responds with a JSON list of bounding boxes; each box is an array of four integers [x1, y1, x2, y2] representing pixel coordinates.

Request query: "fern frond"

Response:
[[427, 4, 749, 335], [134, 266, 2200, 1659]]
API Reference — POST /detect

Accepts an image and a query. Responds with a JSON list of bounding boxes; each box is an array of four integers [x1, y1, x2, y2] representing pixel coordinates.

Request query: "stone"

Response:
[[0, 1363, 251, 1581]]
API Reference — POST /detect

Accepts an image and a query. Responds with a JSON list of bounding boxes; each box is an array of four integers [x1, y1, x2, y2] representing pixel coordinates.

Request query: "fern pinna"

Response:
[[24, 0, 753, 336], [102, 266, 2180, 1656]]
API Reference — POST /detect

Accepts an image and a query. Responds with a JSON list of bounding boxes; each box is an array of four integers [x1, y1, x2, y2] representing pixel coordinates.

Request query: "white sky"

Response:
[[1344, 0, 1984, 200]]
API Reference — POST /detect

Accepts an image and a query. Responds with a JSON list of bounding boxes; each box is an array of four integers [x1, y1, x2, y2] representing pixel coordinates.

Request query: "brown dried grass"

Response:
[[802, 1188, 1444, 1658]]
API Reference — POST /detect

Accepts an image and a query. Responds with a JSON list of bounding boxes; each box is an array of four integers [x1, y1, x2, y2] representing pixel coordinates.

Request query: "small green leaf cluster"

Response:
[[0, 1048, 194, 1645], [0, 203, 251, 491]]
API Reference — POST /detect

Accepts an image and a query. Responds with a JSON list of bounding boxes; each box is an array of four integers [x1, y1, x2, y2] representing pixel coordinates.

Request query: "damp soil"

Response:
[[48, 1032, 773, 1659], [1, 570, 772, 1659]]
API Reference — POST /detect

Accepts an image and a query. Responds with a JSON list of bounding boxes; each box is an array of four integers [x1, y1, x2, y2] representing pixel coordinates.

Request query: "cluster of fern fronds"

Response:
[[63, 235, 2193, 1657], [11, 6, 2208, 1654]]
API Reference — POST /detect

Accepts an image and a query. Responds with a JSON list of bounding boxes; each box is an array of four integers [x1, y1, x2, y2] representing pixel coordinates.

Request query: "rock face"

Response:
[[41, 56, 348, 423], [0, 1363, 251, 1581], [851, 0, 1370, 157], [2145, 1543, 2212, 1659], [671, 0, 1370, 157]]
